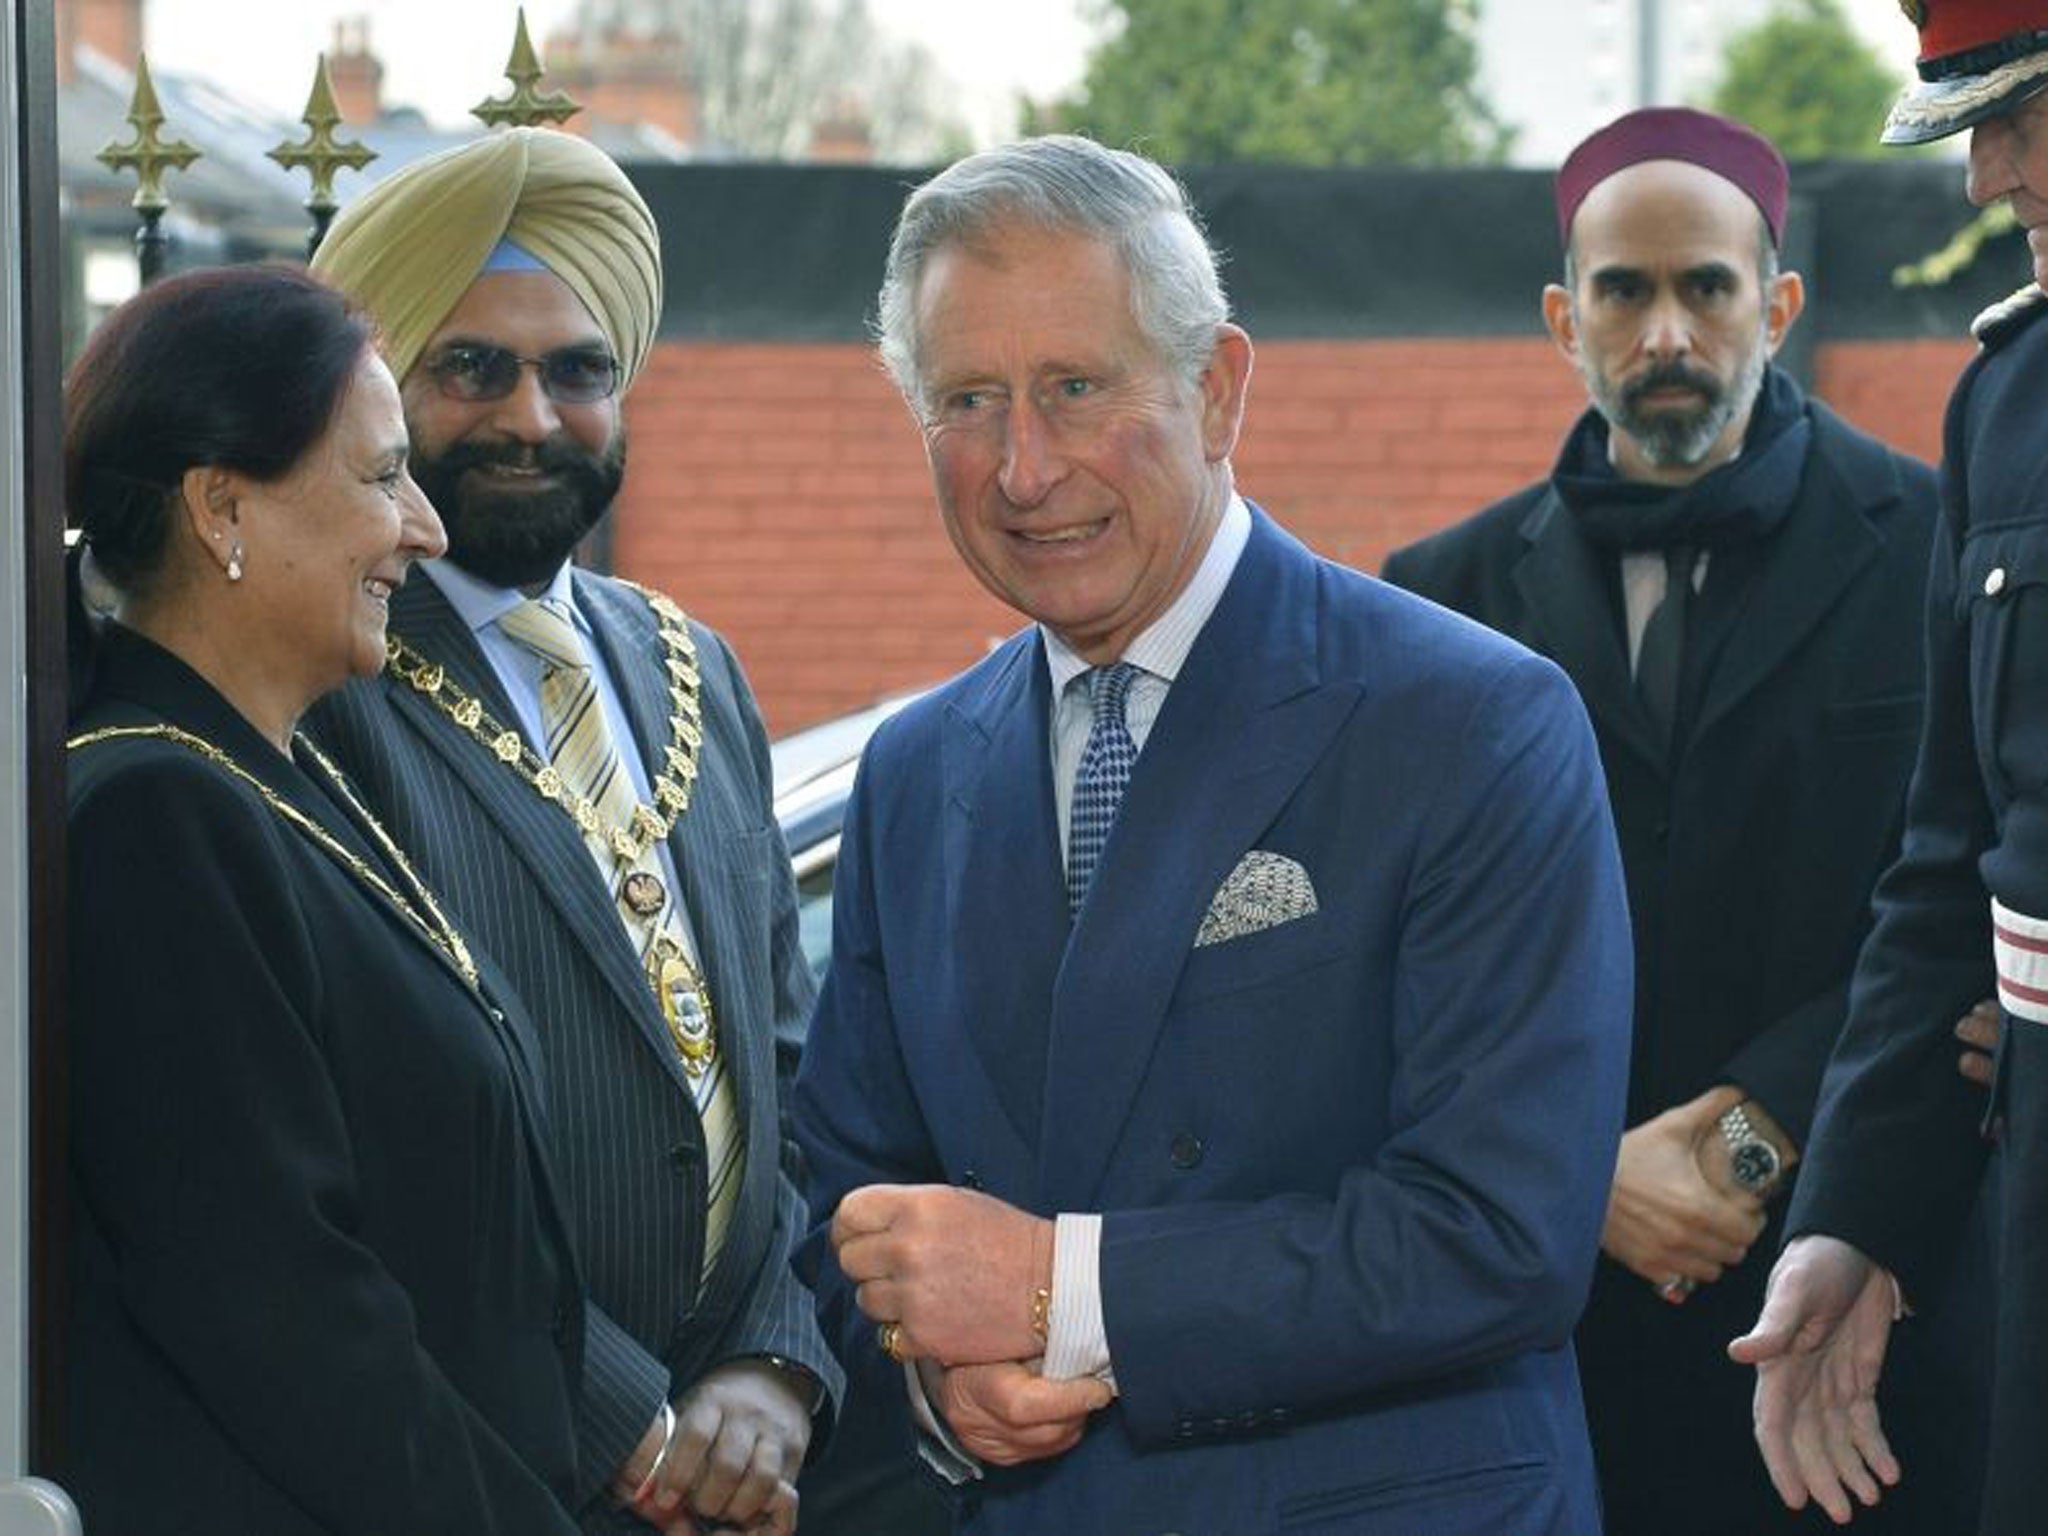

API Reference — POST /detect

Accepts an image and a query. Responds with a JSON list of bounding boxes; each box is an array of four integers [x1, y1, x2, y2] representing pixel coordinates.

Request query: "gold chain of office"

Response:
[[382, 584, 705, 864], [67, 724, 482, 990]]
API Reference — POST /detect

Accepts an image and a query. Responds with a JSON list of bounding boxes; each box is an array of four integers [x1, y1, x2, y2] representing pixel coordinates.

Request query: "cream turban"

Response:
[[312, 127, 662, 388]]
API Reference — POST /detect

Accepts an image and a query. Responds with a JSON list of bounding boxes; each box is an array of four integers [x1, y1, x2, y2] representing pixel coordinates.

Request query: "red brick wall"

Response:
[[1815, 338, 1973, 468], [616, 334, 1975, 735]]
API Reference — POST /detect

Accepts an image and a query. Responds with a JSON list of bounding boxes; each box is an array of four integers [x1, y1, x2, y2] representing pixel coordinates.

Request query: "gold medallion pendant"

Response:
[[648, 936, 717, 1076]]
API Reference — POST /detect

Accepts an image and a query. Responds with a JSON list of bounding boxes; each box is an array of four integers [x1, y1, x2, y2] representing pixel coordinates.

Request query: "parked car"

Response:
[[770, 691, 922, 984]]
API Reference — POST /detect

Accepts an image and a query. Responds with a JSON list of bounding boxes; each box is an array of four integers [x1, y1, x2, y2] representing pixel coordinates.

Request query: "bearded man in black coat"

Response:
[[1384, 107, 1975, 1534]]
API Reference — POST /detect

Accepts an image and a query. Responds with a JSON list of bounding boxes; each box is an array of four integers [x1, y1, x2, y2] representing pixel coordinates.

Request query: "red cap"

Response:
[[1886, 2, 2048, 144], [1555, 107, 1789, 249], [1913, 0, 2048, 68]]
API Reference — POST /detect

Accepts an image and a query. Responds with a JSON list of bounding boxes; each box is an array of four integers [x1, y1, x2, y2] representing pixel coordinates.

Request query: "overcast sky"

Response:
[[144, 0, 1926, 152], [145, 0, 1097, 144]]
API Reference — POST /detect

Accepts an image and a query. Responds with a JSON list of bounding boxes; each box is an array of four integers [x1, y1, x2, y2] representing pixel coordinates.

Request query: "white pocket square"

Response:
[[1194, 851, 1318, 947]]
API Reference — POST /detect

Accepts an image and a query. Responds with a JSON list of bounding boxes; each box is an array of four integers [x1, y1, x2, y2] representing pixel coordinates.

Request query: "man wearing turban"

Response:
[[1385, 107, 1961, 1532], [308, 128, 840, 1535]]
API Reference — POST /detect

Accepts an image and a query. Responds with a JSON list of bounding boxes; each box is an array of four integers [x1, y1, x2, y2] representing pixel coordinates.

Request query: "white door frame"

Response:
[[0, 0, 78, 1525]]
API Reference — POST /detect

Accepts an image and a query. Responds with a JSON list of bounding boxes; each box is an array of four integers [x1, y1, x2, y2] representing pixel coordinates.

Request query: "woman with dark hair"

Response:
[[61, 264, 587, 1534]]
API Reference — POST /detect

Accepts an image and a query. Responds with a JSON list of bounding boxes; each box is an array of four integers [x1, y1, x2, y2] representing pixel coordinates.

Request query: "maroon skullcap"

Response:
[[1555, 107, 1789, 249]]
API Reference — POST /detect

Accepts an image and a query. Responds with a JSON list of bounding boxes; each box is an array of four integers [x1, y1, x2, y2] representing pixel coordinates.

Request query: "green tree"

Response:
[[1032, 0, 1510, 167], [1707, 0, 1903, 159]]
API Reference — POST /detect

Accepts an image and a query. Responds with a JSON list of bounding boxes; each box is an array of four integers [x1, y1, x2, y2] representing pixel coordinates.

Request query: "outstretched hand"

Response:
[[1730, 1235, 1900, 1525]]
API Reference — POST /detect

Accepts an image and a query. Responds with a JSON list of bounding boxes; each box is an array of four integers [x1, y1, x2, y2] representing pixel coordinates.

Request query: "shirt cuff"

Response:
[[905, 1358, 982, 1484], [1043, 1213, 1116, 1388]]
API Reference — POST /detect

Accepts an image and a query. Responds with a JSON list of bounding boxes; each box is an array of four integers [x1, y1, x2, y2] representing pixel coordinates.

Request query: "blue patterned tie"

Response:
[[1067, 662, 1140, 916]]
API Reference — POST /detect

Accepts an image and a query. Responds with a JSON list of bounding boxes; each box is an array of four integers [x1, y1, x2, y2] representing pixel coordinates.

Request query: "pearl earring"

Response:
[[226, 542, 244, 582]]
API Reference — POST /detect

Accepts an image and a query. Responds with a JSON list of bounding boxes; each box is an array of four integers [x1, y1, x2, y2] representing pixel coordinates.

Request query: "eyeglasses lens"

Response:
[[432, 345, 619, 404]]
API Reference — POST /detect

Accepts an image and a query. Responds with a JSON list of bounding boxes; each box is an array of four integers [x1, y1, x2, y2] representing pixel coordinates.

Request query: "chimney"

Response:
[[808, 96, 873, 164], [67, 0, 143, 76], [327, 16, 385, 125]]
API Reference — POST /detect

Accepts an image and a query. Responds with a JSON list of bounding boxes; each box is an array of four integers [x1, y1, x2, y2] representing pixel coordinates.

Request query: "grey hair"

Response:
[[875, 134, 1230, 415]]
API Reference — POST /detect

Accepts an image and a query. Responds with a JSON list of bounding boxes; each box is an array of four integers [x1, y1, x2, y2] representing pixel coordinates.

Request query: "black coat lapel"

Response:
[[1511, 491, 1665, 773], [1691, 407, 1892, 742]]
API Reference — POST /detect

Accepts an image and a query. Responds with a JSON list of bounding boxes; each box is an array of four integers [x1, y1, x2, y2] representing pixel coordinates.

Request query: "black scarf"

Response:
[[1552, 366, 1811, 553]]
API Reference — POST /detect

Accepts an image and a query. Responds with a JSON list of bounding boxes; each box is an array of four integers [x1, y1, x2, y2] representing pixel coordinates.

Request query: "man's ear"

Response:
[[1198, 323, 1254, 463], [1764, 269, 1806, 356], [1541, 284, 1580, 365]]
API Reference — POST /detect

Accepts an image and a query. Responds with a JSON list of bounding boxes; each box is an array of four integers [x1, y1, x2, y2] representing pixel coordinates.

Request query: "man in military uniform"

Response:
[[1735, 7, 2048, 1533], [305, 129, 841, 1534], [1384, 107, 1945, 1535]]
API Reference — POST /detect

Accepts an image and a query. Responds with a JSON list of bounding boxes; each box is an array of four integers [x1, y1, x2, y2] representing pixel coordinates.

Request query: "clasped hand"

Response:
[[832, 1183, 1110, 1466], [613, 1360, 811, 1535], [1602, 1086, 1768, 1293], [832, 1183, 1054, 1366]]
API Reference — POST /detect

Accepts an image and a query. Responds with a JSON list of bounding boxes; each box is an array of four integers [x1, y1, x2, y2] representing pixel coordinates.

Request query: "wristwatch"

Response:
[[1718, 1102, 1784, 1195]]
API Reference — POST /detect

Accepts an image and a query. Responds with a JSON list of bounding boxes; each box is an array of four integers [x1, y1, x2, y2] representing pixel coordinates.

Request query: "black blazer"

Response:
[[1792, 295, 2048, 1535], [1385, 398, 1936, 1139], [61, 626, 584, 1535], [1384, 393, 1941, 1529], [307, 571, 838, 1521]]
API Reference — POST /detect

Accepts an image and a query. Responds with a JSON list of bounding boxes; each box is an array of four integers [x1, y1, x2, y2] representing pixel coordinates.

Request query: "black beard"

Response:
[[411, 433, 626, 589]]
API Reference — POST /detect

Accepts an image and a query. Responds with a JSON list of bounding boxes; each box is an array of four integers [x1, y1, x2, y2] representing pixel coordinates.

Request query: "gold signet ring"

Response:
[[878, 1320, 908, 1363]]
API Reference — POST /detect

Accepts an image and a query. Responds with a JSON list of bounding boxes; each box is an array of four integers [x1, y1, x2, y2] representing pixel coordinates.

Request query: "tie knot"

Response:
[[1664, 543, 1698, 588], [1088, 662, 1139, 725], [499, 597, 587, 674]]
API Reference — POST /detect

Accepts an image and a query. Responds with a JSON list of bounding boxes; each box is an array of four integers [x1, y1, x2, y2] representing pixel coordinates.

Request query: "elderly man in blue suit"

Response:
[[793, 134, 1633, 1534]]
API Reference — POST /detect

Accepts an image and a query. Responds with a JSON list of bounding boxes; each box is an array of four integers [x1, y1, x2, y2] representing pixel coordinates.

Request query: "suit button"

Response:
[[1174, 1419, 1197, 1441], [1170, 1132, 1204, 1169], [960, 1169, 984, 1190], [668, 1143, 696, 1172], [1986, 566, 2008, 597]]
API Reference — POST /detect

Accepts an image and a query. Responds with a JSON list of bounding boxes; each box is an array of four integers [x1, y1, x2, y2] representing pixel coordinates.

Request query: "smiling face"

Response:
[[237, 349, 445, 694], [911, 222, 1252, 664], [1543, 160, 1803, 485], [401, 269, 625, 590], [1968, 90, 2048, 286]]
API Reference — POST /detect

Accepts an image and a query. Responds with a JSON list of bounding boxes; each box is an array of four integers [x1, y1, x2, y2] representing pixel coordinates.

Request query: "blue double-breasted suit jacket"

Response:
[[795, 509, 1633, 1534]]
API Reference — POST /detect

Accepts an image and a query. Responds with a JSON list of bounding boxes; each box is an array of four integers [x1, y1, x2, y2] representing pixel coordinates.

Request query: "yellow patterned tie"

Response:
[[499, 596, 741, 1278]]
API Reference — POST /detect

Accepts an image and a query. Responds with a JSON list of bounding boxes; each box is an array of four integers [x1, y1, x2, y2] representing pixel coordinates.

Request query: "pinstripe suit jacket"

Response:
[[309, 569, 839, 1527]]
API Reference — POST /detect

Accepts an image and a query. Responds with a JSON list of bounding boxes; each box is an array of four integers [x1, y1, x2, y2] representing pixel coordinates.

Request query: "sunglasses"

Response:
[[423, 342, 621, 405]]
